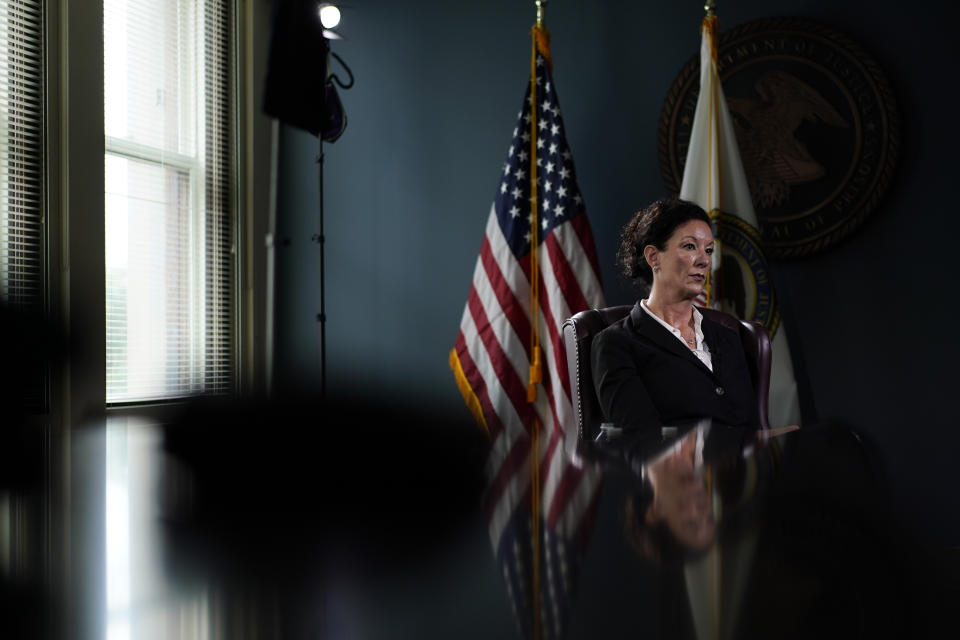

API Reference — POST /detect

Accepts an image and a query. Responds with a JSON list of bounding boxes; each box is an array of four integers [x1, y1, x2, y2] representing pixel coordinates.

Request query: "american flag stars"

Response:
[[494, 54, 586, 259]]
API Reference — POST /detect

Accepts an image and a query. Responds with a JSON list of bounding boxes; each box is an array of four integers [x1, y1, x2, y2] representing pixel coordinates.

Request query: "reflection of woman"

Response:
[[624, 423, 787, 563], [624, 427, 717, 562], [591, 198, 761, 434]]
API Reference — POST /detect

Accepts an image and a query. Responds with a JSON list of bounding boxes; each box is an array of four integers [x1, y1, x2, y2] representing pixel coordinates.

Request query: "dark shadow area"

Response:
[[0, 302, 66, 640], [156, 393, 488, 637]]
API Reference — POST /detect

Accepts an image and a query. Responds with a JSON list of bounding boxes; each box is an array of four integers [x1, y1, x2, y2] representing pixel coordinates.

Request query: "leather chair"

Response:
[[561, 305, 772, 462]]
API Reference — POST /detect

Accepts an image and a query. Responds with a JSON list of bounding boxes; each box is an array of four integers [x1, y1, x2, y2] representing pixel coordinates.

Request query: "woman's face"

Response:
[[647, 220, 714, 301], [646, 430, 716, 551]]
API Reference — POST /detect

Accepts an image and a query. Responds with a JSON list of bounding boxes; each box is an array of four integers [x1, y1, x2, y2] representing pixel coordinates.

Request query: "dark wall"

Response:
[[273, 0, 960, 556]]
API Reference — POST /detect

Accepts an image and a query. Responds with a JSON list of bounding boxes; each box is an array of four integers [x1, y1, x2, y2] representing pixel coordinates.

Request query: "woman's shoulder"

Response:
[[590, 315, 639, 374], [591, 313, 651, 367], [591, 313, 634, 346]]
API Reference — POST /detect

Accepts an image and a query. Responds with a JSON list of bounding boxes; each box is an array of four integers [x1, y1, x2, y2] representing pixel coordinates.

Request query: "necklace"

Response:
[[644, 300, 697, 347]]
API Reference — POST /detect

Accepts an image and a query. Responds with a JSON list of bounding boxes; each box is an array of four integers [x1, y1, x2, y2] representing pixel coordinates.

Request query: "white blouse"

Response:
[[640, 299, 713, 372]]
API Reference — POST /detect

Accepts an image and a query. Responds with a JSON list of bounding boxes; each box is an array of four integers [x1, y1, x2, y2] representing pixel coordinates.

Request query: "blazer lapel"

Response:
[[629, 302, 715, 376], [698, 310, 724, 379]]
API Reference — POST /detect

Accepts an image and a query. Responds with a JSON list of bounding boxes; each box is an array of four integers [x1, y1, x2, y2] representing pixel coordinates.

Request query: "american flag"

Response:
[[449, 34, 605, 640]]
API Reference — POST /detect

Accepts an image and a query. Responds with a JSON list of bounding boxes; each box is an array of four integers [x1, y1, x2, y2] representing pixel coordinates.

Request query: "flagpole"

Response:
[[529, 8, 546, 639], [703, 0, 723, 311], [528, 2, 544, 404]]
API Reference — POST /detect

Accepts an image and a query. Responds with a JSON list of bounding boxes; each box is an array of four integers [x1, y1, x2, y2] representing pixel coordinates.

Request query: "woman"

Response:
[[625, 425, 719, 561], [590, 198, 761, 434]]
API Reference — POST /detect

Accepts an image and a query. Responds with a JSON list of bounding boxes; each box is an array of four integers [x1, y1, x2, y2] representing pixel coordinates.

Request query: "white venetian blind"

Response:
[[0, 0, 45, 411], [104, 0, 234, 403]]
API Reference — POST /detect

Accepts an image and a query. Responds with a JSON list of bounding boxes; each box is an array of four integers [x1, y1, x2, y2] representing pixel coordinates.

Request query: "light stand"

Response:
[[314, 49, 352, 396], [314, 143, 327, 395]]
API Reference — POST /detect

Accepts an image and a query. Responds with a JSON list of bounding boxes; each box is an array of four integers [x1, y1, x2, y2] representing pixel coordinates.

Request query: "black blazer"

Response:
[[590, 302, 760, 433]]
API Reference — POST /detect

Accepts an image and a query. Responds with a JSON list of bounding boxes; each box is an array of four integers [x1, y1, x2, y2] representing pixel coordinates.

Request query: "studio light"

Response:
[[319, 3, 341, 29]]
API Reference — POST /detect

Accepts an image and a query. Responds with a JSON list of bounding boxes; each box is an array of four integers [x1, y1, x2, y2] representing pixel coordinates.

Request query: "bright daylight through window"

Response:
[[104, 0, 234, 403]]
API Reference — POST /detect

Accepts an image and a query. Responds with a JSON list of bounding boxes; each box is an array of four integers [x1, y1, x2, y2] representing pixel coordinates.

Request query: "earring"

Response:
[[653, 266, 660, 273]]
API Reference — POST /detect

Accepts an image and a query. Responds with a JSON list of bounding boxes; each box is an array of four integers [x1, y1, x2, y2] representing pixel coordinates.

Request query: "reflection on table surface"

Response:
[[2, 400, 959, 639], [583, 419, 959, 640]]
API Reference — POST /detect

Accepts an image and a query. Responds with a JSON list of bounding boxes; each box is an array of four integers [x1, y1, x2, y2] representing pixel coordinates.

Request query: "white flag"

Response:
[[679, 16, 800, 428]]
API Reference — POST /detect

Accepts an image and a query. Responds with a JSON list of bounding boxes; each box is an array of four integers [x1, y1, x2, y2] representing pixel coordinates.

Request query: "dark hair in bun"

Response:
[[617, 198, 711, 288]]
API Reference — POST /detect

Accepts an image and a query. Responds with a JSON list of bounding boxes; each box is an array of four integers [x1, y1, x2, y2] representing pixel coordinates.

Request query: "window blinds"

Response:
[[203, 0, 234, 396], [0, 0, 45, 411], [104, 0, 234, 403]]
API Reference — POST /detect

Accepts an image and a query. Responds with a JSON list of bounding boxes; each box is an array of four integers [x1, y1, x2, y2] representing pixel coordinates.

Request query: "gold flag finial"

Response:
[[704, 0, 716, 17], [535, 0, 547, 27]]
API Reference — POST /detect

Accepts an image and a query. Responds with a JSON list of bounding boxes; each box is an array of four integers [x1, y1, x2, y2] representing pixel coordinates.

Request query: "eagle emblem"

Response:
[[728, 70, 848, 209]]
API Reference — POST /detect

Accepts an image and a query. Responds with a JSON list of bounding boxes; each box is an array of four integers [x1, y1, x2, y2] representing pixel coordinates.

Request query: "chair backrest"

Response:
[[561, 305, 771, 462]]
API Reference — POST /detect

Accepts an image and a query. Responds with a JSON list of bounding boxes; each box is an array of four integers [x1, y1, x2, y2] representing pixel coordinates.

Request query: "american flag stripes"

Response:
[[449, 32, 604, 639]]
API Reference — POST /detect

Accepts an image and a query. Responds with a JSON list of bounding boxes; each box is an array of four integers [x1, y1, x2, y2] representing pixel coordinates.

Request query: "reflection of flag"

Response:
[[679, 12, 801, 427], [449, 25, 604, 640]]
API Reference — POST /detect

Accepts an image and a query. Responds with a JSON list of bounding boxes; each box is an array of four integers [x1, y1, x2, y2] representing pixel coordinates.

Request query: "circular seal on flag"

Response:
[[658, 18, 900, 259], [714, 211, 780, 336]]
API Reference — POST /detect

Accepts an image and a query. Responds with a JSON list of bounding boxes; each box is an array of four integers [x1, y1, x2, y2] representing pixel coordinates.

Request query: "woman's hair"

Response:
[[624, 484, 719, 567], [623, 484, 688, 566], [617, 198, 711, 288]]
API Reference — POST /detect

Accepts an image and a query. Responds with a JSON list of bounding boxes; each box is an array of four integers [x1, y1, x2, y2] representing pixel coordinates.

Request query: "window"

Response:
[[104, 0, 235, 403], [0, 0, 44, 411]]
